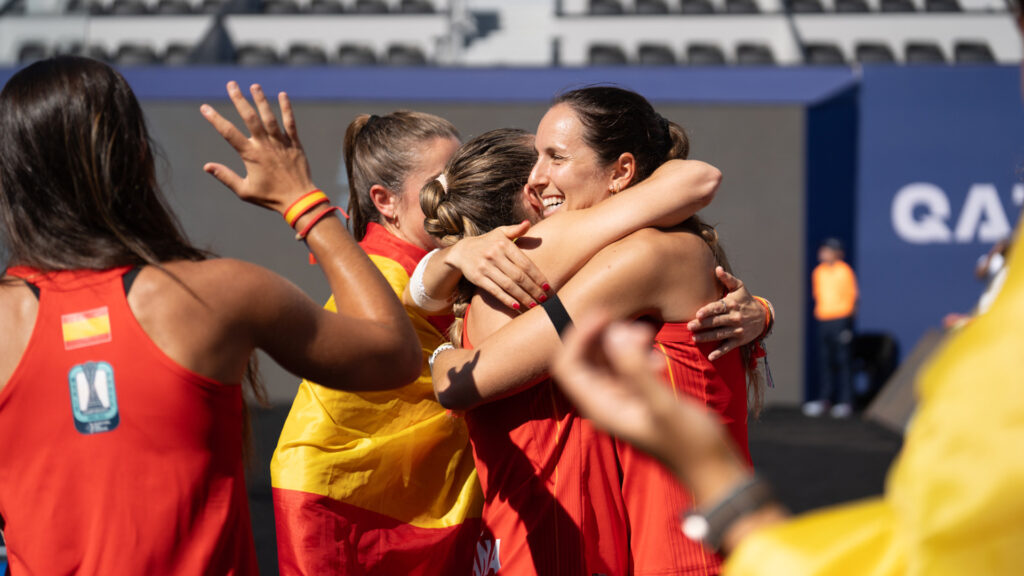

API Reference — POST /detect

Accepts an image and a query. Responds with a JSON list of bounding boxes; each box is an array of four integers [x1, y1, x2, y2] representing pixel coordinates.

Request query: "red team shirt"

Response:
[[463, 312, 750, 576], [0, 266, 258, 575], [620, 321, 751, 576], [462, 316, 630, 576]]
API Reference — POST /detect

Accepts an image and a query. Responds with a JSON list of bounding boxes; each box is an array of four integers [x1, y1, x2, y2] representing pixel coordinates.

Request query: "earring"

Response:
[[612, 182, 621, 195]]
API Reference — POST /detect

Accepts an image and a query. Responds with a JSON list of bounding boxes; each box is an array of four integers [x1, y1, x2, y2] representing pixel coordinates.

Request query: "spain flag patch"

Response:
[[62, 306, 112, 350]]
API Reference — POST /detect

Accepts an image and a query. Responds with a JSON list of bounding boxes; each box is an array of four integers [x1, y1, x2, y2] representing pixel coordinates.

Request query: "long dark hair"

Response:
[[0, 56, 206, 270], [0, 57, 267, 451], [420, 128, 536, 345], [556, 85, 762, 413]]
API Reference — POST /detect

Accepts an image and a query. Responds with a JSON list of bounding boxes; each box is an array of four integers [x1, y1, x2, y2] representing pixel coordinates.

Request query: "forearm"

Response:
[[299, 210, 420, 370], [402, 246, 458, 312], [528, 160, 721, 290], [432, 308, 559, 409]]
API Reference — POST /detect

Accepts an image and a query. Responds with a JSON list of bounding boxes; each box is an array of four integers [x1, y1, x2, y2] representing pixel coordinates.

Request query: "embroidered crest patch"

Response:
[[68, 361, 119, 434]]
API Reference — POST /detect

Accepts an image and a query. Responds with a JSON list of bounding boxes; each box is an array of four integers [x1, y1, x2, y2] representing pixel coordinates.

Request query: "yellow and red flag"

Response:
[[61, 306, 112, 350], [271, 224, 482, 575]]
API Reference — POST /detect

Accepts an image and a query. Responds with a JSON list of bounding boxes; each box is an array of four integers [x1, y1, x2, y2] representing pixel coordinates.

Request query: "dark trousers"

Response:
[[817, 316, 854, 405]]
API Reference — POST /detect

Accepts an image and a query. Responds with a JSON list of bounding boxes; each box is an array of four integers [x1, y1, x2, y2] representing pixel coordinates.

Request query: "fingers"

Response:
[[691, 324, 744, 343], [202, 162, 244, 193], [715, 265, 744, 292], [556, 312, 612, 379], [200, 103, 249, 152], [500, 220, 532, 241], [475, 275, 533, 313], [226, 81, 267, 140], [691, 297, 731, 322], [279, 91, 303, 150], [250, 84, 286, 144], [603, 323, 656, 373]]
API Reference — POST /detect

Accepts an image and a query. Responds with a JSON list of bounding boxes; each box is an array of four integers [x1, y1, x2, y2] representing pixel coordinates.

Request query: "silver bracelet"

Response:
[[428, 342, 455, 371], [410, 249, 452, 311]]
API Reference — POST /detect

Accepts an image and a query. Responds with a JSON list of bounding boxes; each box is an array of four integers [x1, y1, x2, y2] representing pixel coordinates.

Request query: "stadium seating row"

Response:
[[14, 39, 427, 65], [6, 0, 444, 14], [587, 39, 995, 65], [0, 0, 1017, 66], [580, 0, 998, 13]]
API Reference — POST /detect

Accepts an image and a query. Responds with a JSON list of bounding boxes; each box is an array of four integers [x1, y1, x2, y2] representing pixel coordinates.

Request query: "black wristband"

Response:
[[541, 294, 573, 338]]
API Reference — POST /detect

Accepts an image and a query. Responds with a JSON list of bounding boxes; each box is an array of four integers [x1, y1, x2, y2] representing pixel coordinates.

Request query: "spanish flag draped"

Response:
[[271, 223, 483, 575]]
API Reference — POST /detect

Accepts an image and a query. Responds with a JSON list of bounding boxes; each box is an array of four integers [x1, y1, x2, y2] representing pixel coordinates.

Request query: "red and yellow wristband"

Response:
[[752, 296, 774, 338], [283, 189, 329, 228]]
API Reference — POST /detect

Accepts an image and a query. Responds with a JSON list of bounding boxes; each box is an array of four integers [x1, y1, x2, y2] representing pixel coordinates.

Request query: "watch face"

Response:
[[681, 514, 710, 542]]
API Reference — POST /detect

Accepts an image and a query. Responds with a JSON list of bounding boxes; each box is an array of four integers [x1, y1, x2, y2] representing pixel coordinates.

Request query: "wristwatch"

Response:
[[681, 475, 775, 551]]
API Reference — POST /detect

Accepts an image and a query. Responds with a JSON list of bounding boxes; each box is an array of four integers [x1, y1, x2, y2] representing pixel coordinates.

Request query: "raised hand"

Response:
[[200, 81, 316, 215]]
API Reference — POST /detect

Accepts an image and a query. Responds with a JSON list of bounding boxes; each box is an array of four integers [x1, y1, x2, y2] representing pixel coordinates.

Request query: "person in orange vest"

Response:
[[805, 237, 859, 418]]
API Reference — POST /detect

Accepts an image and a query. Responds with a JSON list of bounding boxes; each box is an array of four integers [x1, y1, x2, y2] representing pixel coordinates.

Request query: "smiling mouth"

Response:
[[542, 196, 564, 216]]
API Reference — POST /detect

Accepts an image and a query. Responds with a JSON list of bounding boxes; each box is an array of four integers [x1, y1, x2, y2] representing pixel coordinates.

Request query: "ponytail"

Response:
[[343, 114, 374, 240], [342, 110, 459, 241]]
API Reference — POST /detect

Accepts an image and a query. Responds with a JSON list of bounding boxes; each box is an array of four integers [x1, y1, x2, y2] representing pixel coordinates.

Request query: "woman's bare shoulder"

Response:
[[137, 258, 296, 317]]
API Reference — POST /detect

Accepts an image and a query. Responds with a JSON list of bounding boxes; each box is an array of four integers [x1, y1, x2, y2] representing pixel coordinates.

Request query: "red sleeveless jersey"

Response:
[[0, 266, 258, 575], [462, 310, 628, 576], [617, 321, 752, 576]]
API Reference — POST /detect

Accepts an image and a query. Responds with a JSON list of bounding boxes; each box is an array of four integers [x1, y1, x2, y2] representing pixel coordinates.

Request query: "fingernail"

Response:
[[528, 302, 537, 309], [539, 294, 548, 303], [512, 302, 520, 311], [542, 283, 551, 292]]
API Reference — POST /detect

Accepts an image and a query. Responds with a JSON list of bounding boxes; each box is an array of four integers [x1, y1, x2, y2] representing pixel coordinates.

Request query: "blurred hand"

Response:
[[200, 82, 316, 215], [552, 313, 725, 478], [688, 267, 767, 361], [447, 221, 550, 312]]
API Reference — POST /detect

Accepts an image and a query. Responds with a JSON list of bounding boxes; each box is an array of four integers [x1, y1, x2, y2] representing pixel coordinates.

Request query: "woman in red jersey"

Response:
[[430, 87, 770, 576], [0, 57, 421, 575]]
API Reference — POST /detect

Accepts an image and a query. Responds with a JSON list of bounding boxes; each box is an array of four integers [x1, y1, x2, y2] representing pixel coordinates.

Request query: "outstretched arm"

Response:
[[410, 159, 721, 318], [201, 82, 421, 390]]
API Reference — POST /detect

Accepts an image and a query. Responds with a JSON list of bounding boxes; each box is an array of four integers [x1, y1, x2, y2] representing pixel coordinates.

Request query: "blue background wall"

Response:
[[856, 66, 1024, 364]]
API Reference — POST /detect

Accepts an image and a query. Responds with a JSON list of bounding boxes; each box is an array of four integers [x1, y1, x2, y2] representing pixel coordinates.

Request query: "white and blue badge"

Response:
[[68, 361, 119, 435]]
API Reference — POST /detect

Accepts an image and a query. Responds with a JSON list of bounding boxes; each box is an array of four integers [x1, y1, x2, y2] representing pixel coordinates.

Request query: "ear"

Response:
[[521, 183, 544, 223], [609, 152, 637, 191], [369, 184, 398, 219]]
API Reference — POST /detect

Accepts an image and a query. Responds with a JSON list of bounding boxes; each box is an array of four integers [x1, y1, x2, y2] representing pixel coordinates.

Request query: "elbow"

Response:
[[434, 380, 463, 410], [696, 163, 722, 210], [433, 370, 480, 411], [395, 336, 424, 387]]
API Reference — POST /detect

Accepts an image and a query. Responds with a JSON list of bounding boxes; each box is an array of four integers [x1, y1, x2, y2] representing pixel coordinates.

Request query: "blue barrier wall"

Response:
[[856, 65, 1024, 362], [0, 66, 856, 103]]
